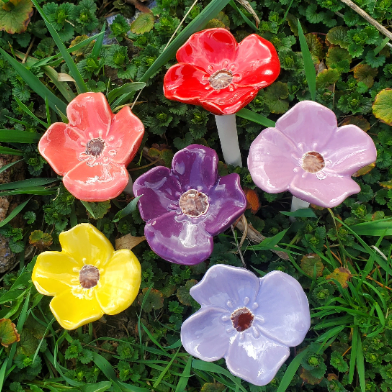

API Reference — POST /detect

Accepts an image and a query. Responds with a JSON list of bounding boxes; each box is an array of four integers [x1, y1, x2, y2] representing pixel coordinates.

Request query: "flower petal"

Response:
[[59, 223, 113, 267], [164, 63, 210, 105], [190, 264, 259, 310], [323, 125, 377, 176], [171, 145, 218, 192], [67, 92, 112, 139], [144, 212, 213, 265], [32, 252, 81, 296], [226, 331, 289, 386], [106, 107, 144, 166], [176, 28, 237, 71], [200, 84, 260, 115], [63, 161, 129, 202], [133, 166, 182, 221], [235, 34, 280, 87], [289, 172, 360, 208], [248, 127, 299, 193], [276, 101, 337, 151], [50, 289, 104, 330], [181, 307, 230, 361], [203, 173, 247, 236], [38, 123, 85, 175], [95, 249, 141, 315], [254, 271, 310, 347]]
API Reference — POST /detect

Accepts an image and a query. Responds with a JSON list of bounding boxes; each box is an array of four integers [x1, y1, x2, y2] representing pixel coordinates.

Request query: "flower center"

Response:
[[209, 70, 233, 90], [79, 264, 100, 289], [179, 189, 209, 217], [301, 151, 325, 173], [86, 138, 105, 157], [231, 307, 254, 332]]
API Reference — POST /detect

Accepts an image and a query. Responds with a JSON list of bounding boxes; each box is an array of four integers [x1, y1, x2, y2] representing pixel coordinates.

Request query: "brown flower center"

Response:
[[301, 151, 325, 173], [209, 70, 233, 90], [86, 138, 105, 157], [79, 264, 100, 289], [179, 189, 209, 217], [231, 307, 254, 332]]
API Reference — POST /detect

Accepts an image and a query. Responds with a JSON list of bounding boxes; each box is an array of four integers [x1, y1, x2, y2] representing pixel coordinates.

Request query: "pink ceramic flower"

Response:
[[38, 93, 144, 202], [164, 28, 280, 115], [248, 101, 377, 208]]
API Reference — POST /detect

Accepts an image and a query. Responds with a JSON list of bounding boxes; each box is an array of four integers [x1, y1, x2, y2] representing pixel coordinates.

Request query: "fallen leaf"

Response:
[[115, 234, 145, 250], [353, 162, 375, 177], [301, 253, 324, 277], [0, 0, 33, 34], [0, 318, 20, 347], [244, 188, 260, 214], [326, 267, 352, 288], [300, 367, 323, 385]]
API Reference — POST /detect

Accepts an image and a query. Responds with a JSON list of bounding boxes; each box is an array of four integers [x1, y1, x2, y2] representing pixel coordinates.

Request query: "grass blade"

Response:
[[14, 96, 48, 128], [0, 178, 58, 191], [0, 197, 31, 228], [0, 49, 67, 113], [92, 23, 106, 59], [0, 159, 22, 175], [277, 347, 309, 392], [113, 196, 141, 222], [350, 218, 392, 236], [0, 146, 23, 155], [297, 20, 316, 101], [153, 348, 181, 388], [0, 130, 41, 143], [31, 0, 88, 93], [348, 327, 358, 383], [139, 0, 232, 83], [108, 83, 146, 106], [356, 335, 365, 392], [237, 108, 276, 127], [175, 356, 192, 392]]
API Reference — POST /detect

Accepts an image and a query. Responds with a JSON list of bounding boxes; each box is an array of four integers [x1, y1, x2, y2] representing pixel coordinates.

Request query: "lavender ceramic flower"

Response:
[[181, 264, 310, 386], [248, 101, 377, 208], [133, 145, 247, 265]]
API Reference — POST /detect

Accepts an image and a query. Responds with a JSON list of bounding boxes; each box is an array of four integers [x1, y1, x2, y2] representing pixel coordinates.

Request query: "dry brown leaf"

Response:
[[115, 234, 146, 250]]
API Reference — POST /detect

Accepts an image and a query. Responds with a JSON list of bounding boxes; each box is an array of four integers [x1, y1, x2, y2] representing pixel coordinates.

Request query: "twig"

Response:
[[22, 37, 35, 64], [366, 275, 392, 291], [231, 224, 247, 268], [339, 0, 392, 41], [234, 215, 290, 260], [128, 159, 160, 171], [235, 0, 260, 27]]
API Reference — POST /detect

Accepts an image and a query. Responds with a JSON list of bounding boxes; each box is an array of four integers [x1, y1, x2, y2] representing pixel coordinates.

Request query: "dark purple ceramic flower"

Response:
[[181, 265, 311, 386], [133, 145, 247, 265]]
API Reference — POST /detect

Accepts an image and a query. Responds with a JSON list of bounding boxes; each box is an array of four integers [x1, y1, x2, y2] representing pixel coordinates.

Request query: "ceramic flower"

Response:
[[248, 101, 377, 208], [181, 264, 310, 386], [32, 223, 141, 330], [133, 144, 247, 265], [163, 28, 280, 115], [38, 92, 144, 202]]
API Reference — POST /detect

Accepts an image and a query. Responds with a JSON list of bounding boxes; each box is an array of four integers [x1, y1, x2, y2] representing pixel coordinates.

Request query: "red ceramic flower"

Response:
[[164, 28, 280, 115], [38, 92, 144, 202]]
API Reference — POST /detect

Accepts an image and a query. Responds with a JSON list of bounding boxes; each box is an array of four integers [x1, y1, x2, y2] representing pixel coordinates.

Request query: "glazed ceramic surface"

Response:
[[163, 28, 280, 115], [38, 92, 144, 202], [133, 145, 247, 265], [181, 264, 310, 386], [248, 101, 377, 208], [32, 223, 141, 330]]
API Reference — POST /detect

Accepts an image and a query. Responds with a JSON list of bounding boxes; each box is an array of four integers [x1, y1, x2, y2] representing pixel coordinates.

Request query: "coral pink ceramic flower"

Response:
[[248, 101, 377, 208], [164, 28, 280, 115], [38, 92, 144, 202]]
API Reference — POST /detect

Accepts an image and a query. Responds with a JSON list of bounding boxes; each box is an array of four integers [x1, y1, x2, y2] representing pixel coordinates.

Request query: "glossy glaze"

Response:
[[38, 92, 144, 202], [248, 101, 377, 208], [133, 145, 247, 265], [163, 28, 280, 115], [32, 223, 141, 330], [181, 265, 310, 386]]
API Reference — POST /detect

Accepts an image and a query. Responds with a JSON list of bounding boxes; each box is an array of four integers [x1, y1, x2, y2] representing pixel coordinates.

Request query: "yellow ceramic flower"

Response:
[[32, 223, 141, 330]]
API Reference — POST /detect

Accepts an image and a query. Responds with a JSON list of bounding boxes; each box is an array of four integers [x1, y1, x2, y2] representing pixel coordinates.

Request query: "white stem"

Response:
[[123, 172, 133, 196], [290, 196, 310, 222], [215, 114, 242, 167]]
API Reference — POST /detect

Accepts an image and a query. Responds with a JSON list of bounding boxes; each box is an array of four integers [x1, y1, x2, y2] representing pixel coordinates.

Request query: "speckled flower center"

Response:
[[79, 264, 100, 289], [86, 138, 105, 157], [231, 307, 254, 332], [301, 151, 325, 173], [179, 189, 209, 217], [209, 70, 233, 90]]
